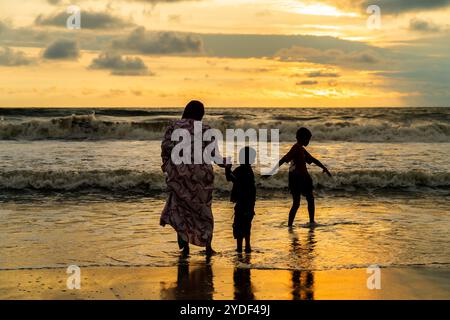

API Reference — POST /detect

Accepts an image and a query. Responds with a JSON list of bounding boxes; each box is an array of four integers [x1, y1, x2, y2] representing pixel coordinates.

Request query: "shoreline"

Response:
[[1, 265, 449, 300]]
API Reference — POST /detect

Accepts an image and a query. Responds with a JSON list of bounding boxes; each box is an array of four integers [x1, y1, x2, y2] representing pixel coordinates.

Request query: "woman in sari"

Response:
[[160, 100, 222, 255]]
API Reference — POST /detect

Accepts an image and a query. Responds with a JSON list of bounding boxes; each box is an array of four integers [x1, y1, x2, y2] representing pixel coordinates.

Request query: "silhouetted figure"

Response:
[[266, 128, 331, 227], [225, 147, 256, 253], [233, 254, 255, 300], [161, 100, 225, 256]]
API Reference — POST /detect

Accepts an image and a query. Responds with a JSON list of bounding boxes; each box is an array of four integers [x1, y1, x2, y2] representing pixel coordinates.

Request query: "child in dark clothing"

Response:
[[225, 147, 257, 253], [265, 128, 331, 227]]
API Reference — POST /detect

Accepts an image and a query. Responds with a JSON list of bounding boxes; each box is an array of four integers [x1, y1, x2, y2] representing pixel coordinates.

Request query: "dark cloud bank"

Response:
[[89, 52, 151, 76], [43, 39, 80, 60]]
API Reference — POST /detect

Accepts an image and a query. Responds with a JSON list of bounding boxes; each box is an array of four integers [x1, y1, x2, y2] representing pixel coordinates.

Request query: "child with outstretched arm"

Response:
[[265, 128, 331, 227]]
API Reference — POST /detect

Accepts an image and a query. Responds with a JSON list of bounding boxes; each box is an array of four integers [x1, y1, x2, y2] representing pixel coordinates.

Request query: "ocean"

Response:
[[0, 107, 449, 273]]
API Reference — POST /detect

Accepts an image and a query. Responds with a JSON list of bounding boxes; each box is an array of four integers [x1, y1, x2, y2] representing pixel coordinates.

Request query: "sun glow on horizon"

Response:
[[279, 1, 359, 17], [0, 0, 448, 107]]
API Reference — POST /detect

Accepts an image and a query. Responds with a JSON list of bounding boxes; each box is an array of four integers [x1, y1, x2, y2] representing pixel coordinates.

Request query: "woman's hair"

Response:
[[182, 100, 205, 121], [296, 127, 312, 141]]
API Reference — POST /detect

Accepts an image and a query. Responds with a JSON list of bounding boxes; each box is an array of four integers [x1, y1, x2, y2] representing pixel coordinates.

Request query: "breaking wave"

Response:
[[0, 113, 449, 142], [0, 169, 448, 193], [0, 114, 169, 141]]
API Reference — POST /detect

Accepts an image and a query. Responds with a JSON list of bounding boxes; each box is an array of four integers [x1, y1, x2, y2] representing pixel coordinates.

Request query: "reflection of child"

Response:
[[225, 147, 257, 253]]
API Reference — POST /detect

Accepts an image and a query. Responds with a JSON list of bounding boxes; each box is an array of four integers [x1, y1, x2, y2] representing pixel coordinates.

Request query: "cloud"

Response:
[[112, 27, 203, 54], [36, 11, 134, 29], [296, 80, 318, 86], [328, 80, 339, 87], [201, 33, 372, 58], [47, 0, 201, 5], [1, 20, 373, 60], [347, 50, 381, 64], [168, 14, 182, 23], [89, 52, 151, 76], [307, 70, 340, 77], [0, 20, 52, 48], [0, 21, 6, 34], [324, 0, 450, 14], [131, 0, 201, 3], [276, 46, 384, 69], [364, 0, 450, 13], [43, 39, 80, 60], [409, 18, 442, 32], [0, 47, 35, 66]]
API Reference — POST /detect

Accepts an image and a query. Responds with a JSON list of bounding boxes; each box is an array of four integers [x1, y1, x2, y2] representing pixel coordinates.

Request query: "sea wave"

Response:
[[0, 114, 169, 141], [0, 114, 449, 142], [0, 169, 448, 192]]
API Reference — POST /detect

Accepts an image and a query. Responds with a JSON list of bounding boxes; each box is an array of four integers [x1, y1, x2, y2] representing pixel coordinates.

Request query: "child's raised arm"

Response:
[[225, 164, 237, 182]]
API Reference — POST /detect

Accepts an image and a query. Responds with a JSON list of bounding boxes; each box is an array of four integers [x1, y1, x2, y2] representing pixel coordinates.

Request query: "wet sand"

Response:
[[1, 265, 449, 300]]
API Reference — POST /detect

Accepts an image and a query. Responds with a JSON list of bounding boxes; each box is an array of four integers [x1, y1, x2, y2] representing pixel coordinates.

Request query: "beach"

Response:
[[0, 107, 449, 300], [1, 266, 449, 300], [1, 194, 449, 300], [2, 0, 450, 303]]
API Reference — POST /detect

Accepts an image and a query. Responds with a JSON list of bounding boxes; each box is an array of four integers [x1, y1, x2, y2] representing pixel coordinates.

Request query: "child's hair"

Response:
[[239, 146, 257, 165], [296, 127, 312, 141]]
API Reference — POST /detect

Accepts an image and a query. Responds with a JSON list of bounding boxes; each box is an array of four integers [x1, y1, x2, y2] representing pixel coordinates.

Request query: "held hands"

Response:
[[218, 157, 232, 168], [261, 166, 278, 178]]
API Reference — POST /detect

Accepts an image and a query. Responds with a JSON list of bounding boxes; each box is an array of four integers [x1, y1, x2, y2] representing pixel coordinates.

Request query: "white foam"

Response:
[[0, 169, 448, 192], [0, 114, 448, 142]]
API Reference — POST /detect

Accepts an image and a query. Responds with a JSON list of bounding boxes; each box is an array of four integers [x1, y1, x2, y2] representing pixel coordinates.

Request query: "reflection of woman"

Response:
[[161, 256, 214, 300], [160, 100, 220, 255]]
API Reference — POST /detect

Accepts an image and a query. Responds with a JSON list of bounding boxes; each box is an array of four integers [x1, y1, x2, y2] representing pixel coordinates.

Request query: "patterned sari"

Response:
[[160, 118, 215, 247]]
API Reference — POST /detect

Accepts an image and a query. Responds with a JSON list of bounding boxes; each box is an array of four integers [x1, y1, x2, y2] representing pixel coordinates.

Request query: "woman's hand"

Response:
[[215, 157, 228, 168], [323, 167, 332, 177]]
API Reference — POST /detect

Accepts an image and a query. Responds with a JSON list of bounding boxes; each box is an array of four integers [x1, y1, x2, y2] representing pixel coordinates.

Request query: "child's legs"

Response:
[[243, 214, 253, 252], [305, 193, 315, 223], [244, 234, 250, 247], [244, 235, 251, 253], [234, 211, 243, 252], [244, 221, 252, 250], [236, 237, 243, 252], [289, 192, 301, 226]]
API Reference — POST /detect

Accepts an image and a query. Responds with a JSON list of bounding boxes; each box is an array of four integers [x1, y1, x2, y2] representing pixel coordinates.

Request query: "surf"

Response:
[[0, 168, 448, 193], [0, 107, 449, 142]]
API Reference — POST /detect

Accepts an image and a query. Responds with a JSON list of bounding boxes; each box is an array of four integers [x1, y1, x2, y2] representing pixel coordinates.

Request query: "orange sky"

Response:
[[0, 0, 449, 107]]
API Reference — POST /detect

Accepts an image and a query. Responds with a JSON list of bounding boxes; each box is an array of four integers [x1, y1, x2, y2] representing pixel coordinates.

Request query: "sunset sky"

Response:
[[0, 0, 449, 107]]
